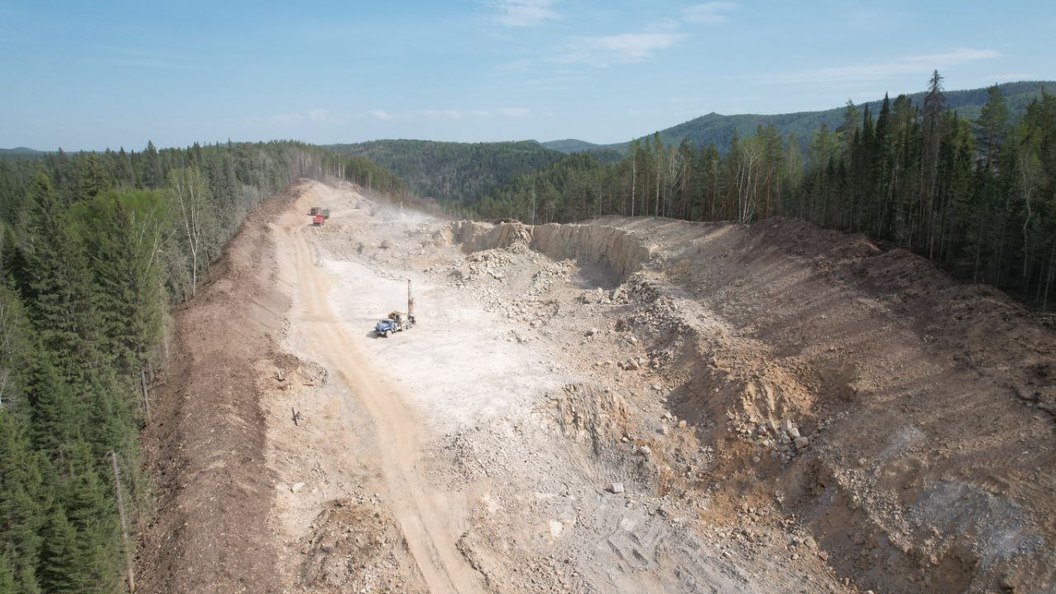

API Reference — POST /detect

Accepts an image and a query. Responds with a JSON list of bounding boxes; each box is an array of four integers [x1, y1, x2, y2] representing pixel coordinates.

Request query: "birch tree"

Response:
[[168, 167, 218, 299]]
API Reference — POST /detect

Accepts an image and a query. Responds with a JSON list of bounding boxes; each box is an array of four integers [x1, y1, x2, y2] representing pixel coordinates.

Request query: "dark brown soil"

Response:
[[136, 183, 308, 594]]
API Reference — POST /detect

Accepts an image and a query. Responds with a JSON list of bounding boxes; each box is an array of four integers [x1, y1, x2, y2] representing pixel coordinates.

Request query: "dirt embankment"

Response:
[[137, 185, 304, 594]]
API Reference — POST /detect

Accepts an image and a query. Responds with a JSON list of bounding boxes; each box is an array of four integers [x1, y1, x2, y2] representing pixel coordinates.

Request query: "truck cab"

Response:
[[374, 311, 413, 337]]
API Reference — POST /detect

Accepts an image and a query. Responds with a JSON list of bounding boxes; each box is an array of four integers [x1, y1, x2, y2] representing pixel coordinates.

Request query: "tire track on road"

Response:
[[278, 199, 485, 594]]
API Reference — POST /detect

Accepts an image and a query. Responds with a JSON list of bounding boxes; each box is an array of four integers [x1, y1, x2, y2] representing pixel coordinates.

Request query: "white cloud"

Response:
[[490, 0, 559, 27], [682, 2, 737, 24], [369, 109, 394, 121], [559, 32, 684, 66], [772, 47, 1002, 84]]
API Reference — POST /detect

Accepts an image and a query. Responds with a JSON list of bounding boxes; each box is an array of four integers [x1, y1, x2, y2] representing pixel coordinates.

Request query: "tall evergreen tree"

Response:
[[54, 443, 121, 594], [977, 84, 1011, 171], [0, 411, 46, 594], [73, 191, 166, 377], [37, 507, 81, 593], [922, 70, 948, 255], [140, 141, 162, 190], [16, 174, 104, 387]]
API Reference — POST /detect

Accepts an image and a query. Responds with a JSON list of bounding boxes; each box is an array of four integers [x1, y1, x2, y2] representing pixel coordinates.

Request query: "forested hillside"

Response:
[[541, 139, 604, 154], [0, 148, 47, 160], [0, 141, 402, 593], [326, 139, 564, 205], [553, 81, 1053, 157], [475, 76, 1056, 310]]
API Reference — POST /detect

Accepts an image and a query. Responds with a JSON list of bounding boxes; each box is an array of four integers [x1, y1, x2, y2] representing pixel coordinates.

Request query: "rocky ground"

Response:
[[139, 180, 1056, 594]]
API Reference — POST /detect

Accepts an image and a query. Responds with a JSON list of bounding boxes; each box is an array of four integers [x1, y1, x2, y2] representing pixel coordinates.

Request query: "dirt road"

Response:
[[262, 182, 851, 594], [141, 179, 1056, 594], [273, 192, 485, 593]]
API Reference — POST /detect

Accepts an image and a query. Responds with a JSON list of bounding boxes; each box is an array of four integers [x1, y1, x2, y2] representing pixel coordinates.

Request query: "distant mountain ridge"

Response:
[[0, 147, 49, 159], [544, 80, 1054, 154], [540, 139, 602, 153]]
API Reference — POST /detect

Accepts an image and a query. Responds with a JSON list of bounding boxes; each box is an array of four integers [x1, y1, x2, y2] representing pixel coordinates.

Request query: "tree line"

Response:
[[0, 140, 403, 593], [474, 73, 1056, 310], [328, 139, 566, 204]]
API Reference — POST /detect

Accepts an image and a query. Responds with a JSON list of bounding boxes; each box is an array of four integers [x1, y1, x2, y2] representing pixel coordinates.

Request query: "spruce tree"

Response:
[[55, 443, 121, 594], [17, 173, 106, 388], [0, 411, 45, 594], [73, 192, 165, 378], [37, 507, 79, 593], [140, 141, 162, 189], [0, 555, 16, 594], [977, 84, 1010, 170], [26, 355, 80, 456]]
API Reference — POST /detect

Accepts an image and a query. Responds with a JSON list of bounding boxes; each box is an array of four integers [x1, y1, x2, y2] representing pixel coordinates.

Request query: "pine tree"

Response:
[[977, 84, 1010, 170], [922, 70, 948, 256], [836, 99, 861, 156]]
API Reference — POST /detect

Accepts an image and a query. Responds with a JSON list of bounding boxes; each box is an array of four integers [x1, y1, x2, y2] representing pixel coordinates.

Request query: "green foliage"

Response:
[[0, 411, 46, 594], [476, 78, 1056, 310], [327, 139, 563, 205], [25, 355, 80, 456], [0, 555, 16, 594], [49, 442, 121, 594], [70, 191, 167, 375], [540, 139, 602, 154], [0, 139, 408, 592], [38, 507, 84, 594], [16, 174, 104, 388], [596, 81, 1054, 156], [0, 286, 33, 417]]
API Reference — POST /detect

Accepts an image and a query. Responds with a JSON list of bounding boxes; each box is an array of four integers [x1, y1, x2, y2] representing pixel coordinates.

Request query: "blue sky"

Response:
[[1, 0, 1053, 151]]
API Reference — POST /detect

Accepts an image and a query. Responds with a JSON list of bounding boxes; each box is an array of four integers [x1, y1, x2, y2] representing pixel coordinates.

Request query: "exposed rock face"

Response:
[[446, 220, 653, 282], [442, 214, 1056, 594], [531, 223, 653, 281]]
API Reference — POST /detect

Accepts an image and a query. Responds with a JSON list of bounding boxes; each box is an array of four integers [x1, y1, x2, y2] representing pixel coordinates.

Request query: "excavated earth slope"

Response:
[[449, 215, 1056, 593], [141, 181, 1055, 594], [138, 188, 296, 593]]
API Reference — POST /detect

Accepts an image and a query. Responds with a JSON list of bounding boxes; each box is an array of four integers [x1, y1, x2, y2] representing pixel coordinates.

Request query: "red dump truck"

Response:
[[312, 214, 325, 226]]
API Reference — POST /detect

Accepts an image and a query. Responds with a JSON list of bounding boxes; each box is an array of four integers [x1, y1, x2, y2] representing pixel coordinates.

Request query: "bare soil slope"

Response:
[[140, 180, 1055, 594], [137, 186, 297, 593]]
